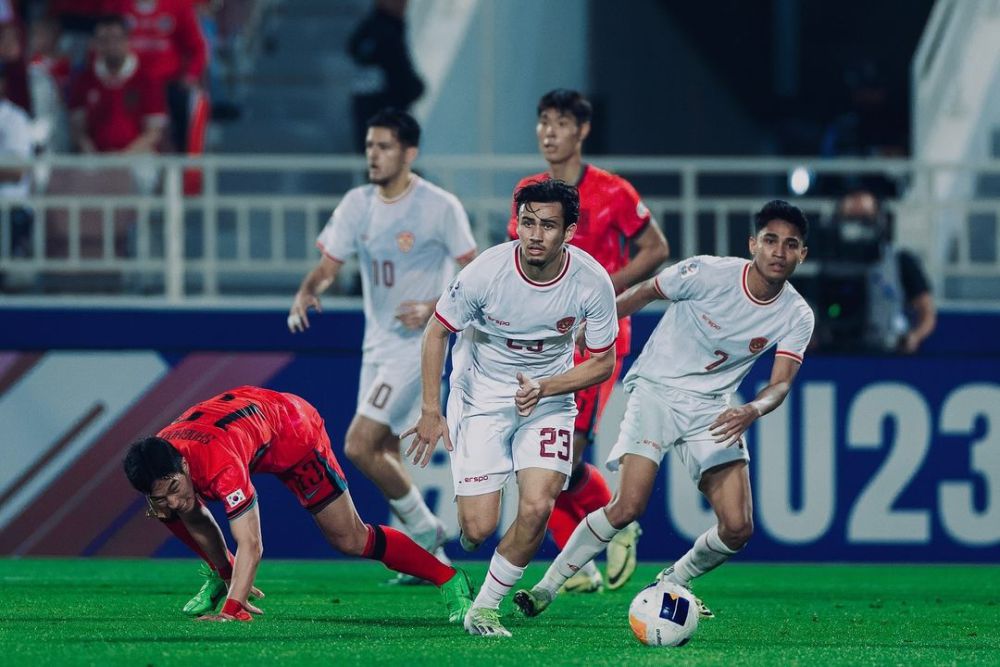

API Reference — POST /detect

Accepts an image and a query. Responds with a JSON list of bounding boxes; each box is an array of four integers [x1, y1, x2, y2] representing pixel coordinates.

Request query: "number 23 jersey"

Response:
[[435, 241, 618, 406], [629, 256, 815, 398]]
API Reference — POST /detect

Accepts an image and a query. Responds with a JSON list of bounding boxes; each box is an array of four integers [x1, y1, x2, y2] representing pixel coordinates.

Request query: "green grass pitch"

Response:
[[1, 559, 997, 666]]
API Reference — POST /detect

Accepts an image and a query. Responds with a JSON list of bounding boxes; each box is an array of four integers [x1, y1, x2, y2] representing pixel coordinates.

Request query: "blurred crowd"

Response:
[[0, 0, 254, 162]]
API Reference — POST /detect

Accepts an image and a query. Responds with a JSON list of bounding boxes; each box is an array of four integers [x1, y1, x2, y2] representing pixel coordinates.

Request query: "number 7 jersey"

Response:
[[629, 256, 815, 398]]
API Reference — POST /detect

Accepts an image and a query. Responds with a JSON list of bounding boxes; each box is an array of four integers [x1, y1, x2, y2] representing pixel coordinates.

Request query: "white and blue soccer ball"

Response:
[[628, 579, 699, 647]]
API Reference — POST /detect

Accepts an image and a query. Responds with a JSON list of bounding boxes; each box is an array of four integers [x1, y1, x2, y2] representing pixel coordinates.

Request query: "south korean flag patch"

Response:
[[225, 489, 246, 508]]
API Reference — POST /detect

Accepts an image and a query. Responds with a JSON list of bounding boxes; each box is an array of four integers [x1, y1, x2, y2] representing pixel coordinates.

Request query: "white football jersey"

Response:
[[628, 256, 815, 398], [316, 175, 476, 362], [435, 241, 618, 406]]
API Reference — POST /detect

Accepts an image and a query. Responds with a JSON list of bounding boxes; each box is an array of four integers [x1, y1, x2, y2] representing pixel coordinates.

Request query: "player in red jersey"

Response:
[[123, 386, 473, 623], [507, 89, 669, 592]]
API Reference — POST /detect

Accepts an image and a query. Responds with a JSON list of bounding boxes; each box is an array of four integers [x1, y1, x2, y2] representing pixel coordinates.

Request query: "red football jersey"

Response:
[[156, 386, 325, 519], [110, 0, 208, 83], [69, 54, 166, 152], [508, 164, 652, 354]]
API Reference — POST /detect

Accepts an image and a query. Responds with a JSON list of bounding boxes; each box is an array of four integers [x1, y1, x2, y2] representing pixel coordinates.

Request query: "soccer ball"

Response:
[[628, 579, 699, 647]]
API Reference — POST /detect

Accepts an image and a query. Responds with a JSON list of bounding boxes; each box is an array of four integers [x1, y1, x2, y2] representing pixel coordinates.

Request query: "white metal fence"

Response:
[[1, 154, 998, 307]]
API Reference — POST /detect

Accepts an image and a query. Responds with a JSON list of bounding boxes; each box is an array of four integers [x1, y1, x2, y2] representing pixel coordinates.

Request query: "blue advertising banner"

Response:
[[0, 307, 997, 562]]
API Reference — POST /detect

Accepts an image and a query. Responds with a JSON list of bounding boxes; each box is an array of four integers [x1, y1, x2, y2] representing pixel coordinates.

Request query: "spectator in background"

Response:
[[28, 17, 70, 154], [110, 0, 208, 152], [348, 0, 424, 152], [69, 14, 166, 154], [0, 65, 33, 260], [0, 21, 30, 113], [809, 189, 936, 354]]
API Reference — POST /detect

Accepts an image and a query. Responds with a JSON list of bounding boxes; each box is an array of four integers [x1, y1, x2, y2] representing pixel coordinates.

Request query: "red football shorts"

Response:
[[277, 427, 349, 514]]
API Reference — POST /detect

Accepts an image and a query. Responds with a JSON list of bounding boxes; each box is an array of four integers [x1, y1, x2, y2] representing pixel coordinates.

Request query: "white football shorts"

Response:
[[355, 355, 422, 436], [606, 378, 750, 484], [446, 388, 575, 496]]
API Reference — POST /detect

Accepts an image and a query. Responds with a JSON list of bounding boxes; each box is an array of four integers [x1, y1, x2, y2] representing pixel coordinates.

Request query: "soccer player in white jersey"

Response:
[[288, 109, 477, 578], [404, 179, 619, 637], [514, 199, 815, 620]]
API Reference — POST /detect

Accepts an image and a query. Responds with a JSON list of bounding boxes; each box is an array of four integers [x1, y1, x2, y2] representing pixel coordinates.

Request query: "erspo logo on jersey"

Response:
[[556, 317, 576, 333], [636, 201, 650, 219], [396, 231, 414, 253], [749, 337, 768, 353]]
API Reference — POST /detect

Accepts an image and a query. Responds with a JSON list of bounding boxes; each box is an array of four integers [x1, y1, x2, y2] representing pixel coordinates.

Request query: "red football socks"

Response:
[[547, 463, 613, 549], [362, 524, 454, 586]]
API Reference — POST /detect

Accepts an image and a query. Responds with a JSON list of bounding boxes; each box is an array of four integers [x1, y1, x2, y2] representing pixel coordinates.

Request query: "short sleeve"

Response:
[[139, 74, 167, 126], [651, 257, 710, 302], [434, 261, 483, 332], [210, 465, 258, 520], [443, 195, 477, 260], [613, 178, 652, 239], [775, 307, 815, 364], [316, 193, 360, 262], [583, 272, 619, 353]]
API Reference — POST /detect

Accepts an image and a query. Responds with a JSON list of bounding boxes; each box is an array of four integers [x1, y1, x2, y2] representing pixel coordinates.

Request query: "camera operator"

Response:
[[806, 189, 935, 354]]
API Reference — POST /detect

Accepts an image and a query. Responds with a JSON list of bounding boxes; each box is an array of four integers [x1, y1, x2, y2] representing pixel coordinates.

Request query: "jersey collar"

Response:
[[741, 261, 784, 306], [514, 243, 571, 287]]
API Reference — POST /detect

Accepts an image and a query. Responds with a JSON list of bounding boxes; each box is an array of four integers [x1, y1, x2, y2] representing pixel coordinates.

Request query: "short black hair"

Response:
[[123, 437, 184, 494], [366, 107, 421, 147], [754, 199, 809, 241], [95, 14, 129, 32], [537, 89, 592, 126], [514, 178, 580, 229]]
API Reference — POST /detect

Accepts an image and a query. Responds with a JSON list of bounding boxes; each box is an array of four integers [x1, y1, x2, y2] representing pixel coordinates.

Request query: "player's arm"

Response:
[[616, 277, 666, 318], [403, 316, 454, 467], [289, 255, 342, 332], [177, 501, 232, 572], [198, 502, 264, 621], [396, 251, 478, 330], [609, 222, 670, 294], [710, 355, 803, 446], [516, 347, 615, 417]]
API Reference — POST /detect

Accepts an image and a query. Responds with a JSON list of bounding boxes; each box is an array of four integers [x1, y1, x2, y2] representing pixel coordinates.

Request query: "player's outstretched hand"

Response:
[[402, 411, 452, 467], [515, 372, 542, 417], [395, 301, 433, 330], [709, 404, 761, 447], [288, 292, 322, 333]]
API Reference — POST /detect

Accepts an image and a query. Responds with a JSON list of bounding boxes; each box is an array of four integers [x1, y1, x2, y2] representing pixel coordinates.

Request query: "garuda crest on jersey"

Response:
[[749, 337, 768, 353], [556, 317, 576, 334], [397, 231, 415, 253]]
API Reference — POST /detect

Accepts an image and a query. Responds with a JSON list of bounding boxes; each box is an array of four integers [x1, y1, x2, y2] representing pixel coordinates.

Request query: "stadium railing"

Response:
[[0, 154, 998, 307]]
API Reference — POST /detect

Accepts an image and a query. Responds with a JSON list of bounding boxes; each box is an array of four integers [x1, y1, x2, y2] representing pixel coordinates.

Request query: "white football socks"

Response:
[[474, 551, 525, 610], [388, 485, 439, 536], [537, 509, 620, 596], [666, 524, 739, 587]]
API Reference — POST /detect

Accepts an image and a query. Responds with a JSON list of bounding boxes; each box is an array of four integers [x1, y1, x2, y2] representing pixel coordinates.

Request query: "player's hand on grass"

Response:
[[288, 292, 321, 333], [395, 301, 433, 330], [709, 403, 762, 447], [515, 372, 542, 417], [197, 599, 254, 622], [402, 410, 452, 467]]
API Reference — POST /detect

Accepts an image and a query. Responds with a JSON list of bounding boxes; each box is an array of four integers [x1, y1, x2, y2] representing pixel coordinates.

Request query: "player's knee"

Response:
[[605, 495, 645, 528], [343, 433, 371, 466], [459, 517, 495, 545], [719, 516, 753, 549], [517, 495, 555, 530]]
